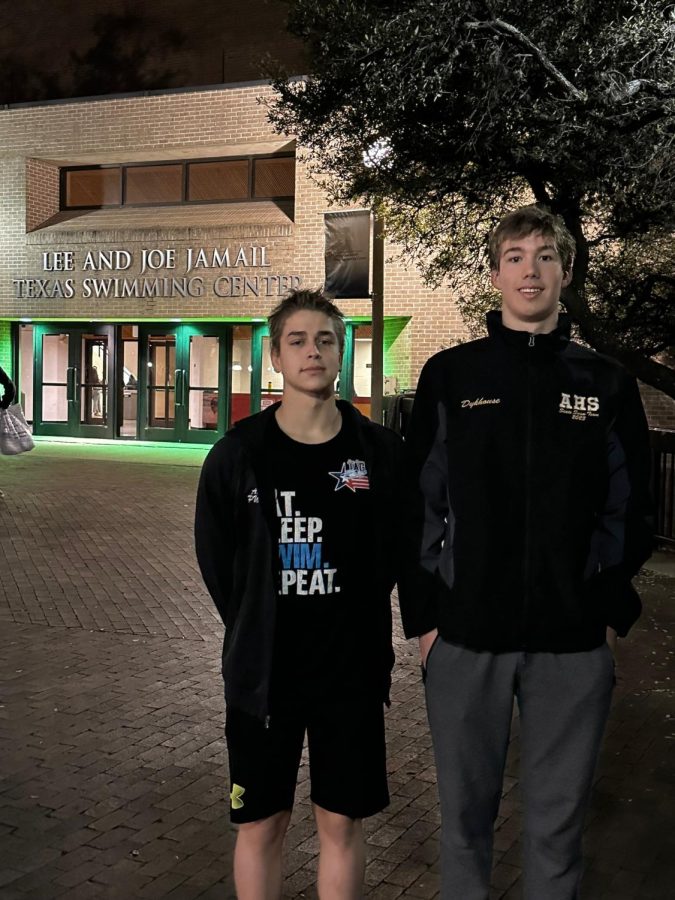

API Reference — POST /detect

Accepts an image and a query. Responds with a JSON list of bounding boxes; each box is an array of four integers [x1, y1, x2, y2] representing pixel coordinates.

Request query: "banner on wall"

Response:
[[324, 210, 371, 299]]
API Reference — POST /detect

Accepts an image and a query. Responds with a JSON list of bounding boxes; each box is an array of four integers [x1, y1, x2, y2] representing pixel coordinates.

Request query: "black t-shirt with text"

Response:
[[267, 413, 376, 702]]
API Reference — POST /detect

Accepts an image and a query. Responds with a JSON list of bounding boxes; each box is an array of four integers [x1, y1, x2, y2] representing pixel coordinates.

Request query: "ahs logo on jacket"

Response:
[[559, 393, 600, 421]]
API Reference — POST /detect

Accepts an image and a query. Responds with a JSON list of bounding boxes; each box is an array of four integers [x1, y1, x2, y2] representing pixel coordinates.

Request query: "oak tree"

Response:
[[269, 0, 675, 397]]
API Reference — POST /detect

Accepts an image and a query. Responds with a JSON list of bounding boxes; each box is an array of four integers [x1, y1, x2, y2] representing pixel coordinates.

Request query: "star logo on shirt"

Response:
[[328, 459, 370, 492]]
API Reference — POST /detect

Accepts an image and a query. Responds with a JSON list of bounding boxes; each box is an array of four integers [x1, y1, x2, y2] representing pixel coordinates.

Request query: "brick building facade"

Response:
[[0, 81, 672, 442]]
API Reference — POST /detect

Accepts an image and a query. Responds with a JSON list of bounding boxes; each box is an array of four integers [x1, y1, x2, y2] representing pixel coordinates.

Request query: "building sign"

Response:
[[12, 245, 302, 300]]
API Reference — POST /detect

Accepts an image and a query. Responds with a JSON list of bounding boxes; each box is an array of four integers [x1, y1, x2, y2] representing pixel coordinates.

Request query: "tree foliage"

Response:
[[268, 0, 675, 397]]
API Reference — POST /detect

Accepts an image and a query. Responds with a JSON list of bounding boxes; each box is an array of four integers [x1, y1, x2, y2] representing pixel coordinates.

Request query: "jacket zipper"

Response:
[[523, 334, 535, 644]]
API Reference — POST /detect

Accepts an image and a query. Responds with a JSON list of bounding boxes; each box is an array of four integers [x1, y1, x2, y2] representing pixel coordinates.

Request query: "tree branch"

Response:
[[620, 79, 675, 100], [562, 285, 675, 395], [465, 18, 585, 102], [617, 107, 672, 135]]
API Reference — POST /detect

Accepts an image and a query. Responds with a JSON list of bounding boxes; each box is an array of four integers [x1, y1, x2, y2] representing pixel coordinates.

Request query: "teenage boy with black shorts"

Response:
[[400, 205, 653, 899], [195, 288, 403, 898]]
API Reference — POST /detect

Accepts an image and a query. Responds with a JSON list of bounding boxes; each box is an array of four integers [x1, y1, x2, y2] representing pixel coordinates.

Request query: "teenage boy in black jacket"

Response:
[[195, 289, 403, 899], [401, 206, 653, 900]]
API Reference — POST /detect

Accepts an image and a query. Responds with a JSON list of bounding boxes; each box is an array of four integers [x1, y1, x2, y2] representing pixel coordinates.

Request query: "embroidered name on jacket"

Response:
[[461, 397, 501, 409], [559, 393, 600, 421]]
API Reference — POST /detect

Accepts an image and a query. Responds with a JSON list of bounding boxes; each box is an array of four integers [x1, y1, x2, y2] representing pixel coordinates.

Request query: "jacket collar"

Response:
[[232, 398, 370, 450], [231, 399, 378, 525], [486, 310, 572, 353]]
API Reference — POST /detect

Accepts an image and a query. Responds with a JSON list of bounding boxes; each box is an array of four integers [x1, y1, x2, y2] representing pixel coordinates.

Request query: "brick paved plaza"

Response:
[[0, 442, 673, 899]]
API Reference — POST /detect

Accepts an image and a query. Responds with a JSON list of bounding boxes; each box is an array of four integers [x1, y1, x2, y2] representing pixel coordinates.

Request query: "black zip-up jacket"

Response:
[[195, 400, 404, 722], [399, 312, 653, 652]]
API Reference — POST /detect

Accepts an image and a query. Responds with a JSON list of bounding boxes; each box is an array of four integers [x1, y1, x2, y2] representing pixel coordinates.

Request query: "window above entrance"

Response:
[[61, 153, 295, 210]]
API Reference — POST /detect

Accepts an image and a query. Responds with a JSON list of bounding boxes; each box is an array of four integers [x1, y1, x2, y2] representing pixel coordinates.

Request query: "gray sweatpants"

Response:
[[424, 638, 615, 900]]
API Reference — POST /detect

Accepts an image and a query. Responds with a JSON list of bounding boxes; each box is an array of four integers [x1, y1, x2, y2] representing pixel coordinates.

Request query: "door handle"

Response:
[[66, 367, 76, 402], [174, 369, 182, 406], [182, 369, 188, 408]]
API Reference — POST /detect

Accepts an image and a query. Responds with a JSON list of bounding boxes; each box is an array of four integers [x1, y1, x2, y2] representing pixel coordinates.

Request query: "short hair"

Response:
[[488, 205, 576, 274], [268, 288, 346, 354]]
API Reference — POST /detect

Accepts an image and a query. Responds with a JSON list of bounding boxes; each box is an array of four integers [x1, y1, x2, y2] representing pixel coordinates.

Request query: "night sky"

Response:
[[0, 0, 306, 104]]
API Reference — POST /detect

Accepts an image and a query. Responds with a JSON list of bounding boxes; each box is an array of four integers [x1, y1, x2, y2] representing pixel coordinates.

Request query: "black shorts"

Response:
[[225, 694, 389, 824]]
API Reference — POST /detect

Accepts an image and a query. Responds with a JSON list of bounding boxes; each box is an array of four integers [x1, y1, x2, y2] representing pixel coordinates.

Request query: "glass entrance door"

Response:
[[139, 324, 229, 443], [34, 325, 115, 438], [30, 323, 258, 443], [147, 333, 177, 430]]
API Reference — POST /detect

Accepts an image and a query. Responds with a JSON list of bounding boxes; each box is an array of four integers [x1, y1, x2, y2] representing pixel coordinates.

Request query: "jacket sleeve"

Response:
[[591, 374, 654, 636], [194, 437, 239, 625], [398, 356, 449, 639]]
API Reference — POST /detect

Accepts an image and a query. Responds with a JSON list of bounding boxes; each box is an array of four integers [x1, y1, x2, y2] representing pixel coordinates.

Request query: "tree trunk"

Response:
[[562, 284, 675, 400]]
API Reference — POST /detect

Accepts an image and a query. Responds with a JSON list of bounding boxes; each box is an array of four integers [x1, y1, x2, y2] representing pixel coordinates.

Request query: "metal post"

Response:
[[370, 213, 385, 424]]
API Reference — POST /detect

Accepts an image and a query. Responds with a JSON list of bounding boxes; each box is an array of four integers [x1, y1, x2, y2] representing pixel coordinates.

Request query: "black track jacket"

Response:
[[399, 312, 653, 653], [195, 401, 404, 722]]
